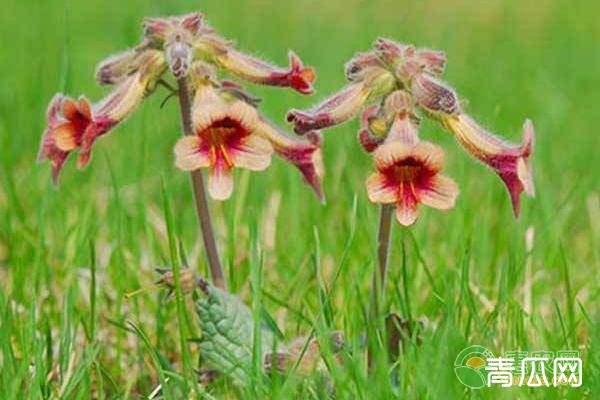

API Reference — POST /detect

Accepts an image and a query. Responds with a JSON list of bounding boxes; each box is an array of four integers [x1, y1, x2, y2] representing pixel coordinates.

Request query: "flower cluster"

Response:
[[39, 12, 324, 201], [288, 38, 535, 224]]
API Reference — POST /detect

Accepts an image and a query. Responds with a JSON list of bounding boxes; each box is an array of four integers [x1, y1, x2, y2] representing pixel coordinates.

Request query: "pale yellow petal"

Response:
[[365, 173, 396, 204], [208, 166, 234, 200], [229, 100, 259, 130], [419, 175, 459, 210], [174, 136, 210, 171], [52, 123, 78, 151], [412, 141, 445, 172], [372, 141, 411, 170], [395, 203, 418, 226], [230, 134, 273, 171]]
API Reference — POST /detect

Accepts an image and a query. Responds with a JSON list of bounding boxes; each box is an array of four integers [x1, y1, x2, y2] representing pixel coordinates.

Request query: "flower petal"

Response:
[[228, 100, 259, 130], [229, 134, 273, 171], [52, 122, 79, 151], [174, 136, 211, 171], [61, 98, 80, 121], [192, 85, 228, 130], [419, 175, 459, 210], [395, 201, 418, 226], [255, 118, 324, 201], [411, 141, 445, 173], [366, 173, 396, 204], [372, 141, 412, 171], [208, 165, 234, 200]]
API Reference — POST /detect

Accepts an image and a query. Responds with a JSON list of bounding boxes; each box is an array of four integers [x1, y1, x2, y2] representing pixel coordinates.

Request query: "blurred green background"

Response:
[[0, 0, 598, 398]]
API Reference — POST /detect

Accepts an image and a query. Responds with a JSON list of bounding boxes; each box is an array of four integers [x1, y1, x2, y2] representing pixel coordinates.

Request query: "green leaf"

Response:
[[196, 285, 279, 385]]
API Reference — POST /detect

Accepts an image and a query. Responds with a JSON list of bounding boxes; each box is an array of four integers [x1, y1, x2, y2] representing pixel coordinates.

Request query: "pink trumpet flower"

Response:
[[38, 50, 167, 181], [442, 114, 534, 216], [174, 63, 323, 200], [287, 67, 395, 134], [365, 91, 458, 225], [39, 11, 320, 200], [288, 37, 535, 220]]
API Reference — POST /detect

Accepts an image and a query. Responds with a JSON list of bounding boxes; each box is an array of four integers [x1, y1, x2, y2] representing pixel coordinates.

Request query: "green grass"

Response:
[[1, 0, 599, 398]]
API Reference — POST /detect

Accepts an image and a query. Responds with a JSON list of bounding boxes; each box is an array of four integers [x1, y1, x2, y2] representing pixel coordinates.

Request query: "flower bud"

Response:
[[411, 73, 461, 116]]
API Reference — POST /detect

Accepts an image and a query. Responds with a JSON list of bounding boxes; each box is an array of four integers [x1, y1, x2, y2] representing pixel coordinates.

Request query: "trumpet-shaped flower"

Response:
[[442, 114, 534, 216], [366, 141, 459, 226], [147, 13, 318, 93], [289, 37, 535, 220], [175, 83, 273, 200], [41, 11, 319, 202], [38, 95, 91, 182], [365, 91, 458, 225], [287, 67, 395, 134], [175, 68, 323, 200], [38, 50, 167, 181]]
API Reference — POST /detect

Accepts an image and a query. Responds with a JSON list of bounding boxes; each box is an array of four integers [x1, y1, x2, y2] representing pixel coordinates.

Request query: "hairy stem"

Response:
[[176, 78, 226, 290]]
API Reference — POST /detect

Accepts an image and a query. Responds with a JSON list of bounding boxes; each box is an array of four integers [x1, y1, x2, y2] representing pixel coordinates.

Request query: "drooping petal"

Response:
[[442, 114, 535, 216], [208, 164, 234, 200], [255, 118, 324, 201], [174, 136, 211, 171], [365, 173, 396, 203], [94, 50, 166, 122], [412, 73, 461, 117], [229, 134, 273, 171], [419, 175, 459, 210], [287, 67, 395, 134]]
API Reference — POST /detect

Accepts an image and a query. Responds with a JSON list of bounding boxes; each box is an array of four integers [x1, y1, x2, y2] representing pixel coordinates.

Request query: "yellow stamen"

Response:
[[219, 143, 234, 168]]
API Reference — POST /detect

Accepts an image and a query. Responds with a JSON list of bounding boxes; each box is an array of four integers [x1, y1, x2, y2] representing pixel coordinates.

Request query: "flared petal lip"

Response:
[[286, 51, 316, 95]]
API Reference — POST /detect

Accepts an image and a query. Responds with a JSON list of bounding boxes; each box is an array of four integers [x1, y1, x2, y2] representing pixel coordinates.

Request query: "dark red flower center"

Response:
[[381, 157, 435, 202], [69, 109, 93, 145], [199, 117, 250, 168]]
